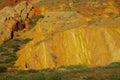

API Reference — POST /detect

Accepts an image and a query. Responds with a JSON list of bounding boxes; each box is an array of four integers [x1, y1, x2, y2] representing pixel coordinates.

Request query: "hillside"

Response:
[[0, 0, 120, 80]]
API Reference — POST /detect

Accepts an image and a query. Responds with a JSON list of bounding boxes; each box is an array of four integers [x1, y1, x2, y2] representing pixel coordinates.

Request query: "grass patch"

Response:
[[45, 71, 71, 80], [18, 70, 39, 74], [40, 68, 55, 72], [0, 70, 71, 80], [24, 73, 45, 80], [112, 75, 120, 80], [104, 62, 120, 68], [59, 64, 89, 70], [59, 64, 92, 74], [80, 77, 93, 80], [71, 68, 92, 73]]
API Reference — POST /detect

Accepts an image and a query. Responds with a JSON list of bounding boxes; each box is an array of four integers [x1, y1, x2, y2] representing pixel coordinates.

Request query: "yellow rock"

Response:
[[15, 12, 120, 70]]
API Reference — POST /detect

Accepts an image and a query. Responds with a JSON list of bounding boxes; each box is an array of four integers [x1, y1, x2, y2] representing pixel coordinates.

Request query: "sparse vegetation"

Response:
[[0, 38, 32, 68], [0, 70, 70, 80], [79, 77, 93, 80], [103, 62, 120, 68], [112, 75, 120, 80], [45, 71, 70, 80], [59, 64, 89, 70], [0, 65, 7, 72], [30, 15, 44, 28], [0, 62, 119, 80]]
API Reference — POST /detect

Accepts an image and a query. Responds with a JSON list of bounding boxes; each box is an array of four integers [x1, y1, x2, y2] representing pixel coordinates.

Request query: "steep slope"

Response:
[[15, 12, 120, 70]]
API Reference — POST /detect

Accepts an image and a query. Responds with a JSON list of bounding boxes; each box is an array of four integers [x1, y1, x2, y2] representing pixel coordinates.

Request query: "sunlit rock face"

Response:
[[0, 1, 33, 44], [15, 12, 120, 70]]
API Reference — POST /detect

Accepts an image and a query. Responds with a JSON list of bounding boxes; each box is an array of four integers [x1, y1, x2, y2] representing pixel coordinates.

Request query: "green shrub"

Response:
[[22, 38, 32, 43], [30, 15, 44, 28]]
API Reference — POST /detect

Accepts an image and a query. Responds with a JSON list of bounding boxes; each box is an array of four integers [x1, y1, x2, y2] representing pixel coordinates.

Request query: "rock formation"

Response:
[[0, 1, 33, 44], [15, 12, 120, 70], [0, 0, 120, 70]]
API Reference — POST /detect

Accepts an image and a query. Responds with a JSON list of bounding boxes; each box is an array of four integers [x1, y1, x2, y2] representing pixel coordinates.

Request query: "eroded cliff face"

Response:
[[15, 12, 120, 70]]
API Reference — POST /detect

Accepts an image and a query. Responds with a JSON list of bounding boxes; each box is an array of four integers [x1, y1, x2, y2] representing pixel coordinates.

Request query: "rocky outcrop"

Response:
[[15, 12, 88, 69], [0, 1, 33, 44], [14, 1, 33, 20], [0, 0, 31, 10], [15, 12, 120, 70]]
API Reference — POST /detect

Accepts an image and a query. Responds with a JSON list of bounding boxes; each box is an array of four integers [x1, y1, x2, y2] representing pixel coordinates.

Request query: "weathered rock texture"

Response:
[[0, 0, 31, 10], [0, 1, 33, 44], [15, 12, 120, 70]]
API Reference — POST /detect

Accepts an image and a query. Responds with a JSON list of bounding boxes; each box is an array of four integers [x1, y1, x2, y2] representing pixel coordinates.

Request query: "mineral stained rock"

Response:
[[15, 12, 120, 70]]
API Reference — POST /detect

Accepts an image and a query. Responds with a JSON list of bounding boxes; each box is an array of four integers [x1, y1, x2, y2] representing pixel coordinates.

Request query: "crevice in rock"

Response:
[[11, 31, 14, 39], [11, 21, 26, 39], [25, 63, 28, 68]]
